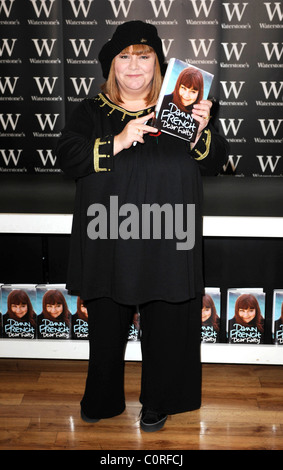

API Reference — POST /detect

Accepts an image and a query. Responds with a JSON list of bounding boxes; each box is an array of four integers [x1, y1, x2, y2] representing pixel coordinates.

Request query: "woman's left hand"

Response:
[[191, 99, 212, 134]]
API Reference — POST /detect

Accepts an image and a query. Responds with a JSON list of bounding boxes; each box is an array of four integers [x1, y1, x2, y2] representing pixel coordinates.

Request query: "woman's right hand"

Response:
[[113, 112, 157, 155]]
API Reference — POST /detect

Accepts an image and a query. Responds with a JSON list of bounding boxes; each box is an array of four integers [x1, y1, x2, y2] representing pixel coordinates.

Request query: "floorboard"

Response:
[[0, 359, 282, 450]]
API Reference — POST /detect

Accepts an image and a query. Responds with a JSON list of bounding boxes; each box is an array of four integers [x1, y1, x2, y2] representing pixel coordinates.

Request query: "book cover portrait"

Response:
[[227, 289, 265, 345], [154, 58, 214, 142]]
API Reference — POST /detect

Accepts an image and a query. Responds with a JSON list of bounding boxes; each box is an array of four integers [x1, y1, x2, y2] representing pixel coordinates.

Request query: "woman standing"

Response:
[[57, 20, 229, 432]]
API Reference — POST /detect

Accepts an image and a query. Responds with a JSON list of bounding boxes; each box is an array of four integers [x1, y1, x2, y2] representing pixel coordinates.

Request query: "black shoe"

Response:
[[80, 409, 100, 423], [140, 407, 168, 432]]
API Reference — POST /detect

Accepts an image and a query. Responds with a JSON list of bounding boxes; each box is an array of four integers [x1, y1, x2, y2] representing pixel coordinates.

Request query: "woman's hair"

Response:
[[101, 44, 162, 107], [172, 67, 204, 112], [42, 289, 70, 324], [76, 296, 88, 320], [7, 289, 36, 326], [202, 294, 220, 331], [234, 294, 264, 332]]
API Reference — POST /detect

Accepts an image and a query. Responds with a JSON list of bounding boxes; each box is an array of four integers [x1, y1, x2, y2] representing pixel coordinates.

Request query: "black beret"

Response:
[[98, 20, 165, 79]]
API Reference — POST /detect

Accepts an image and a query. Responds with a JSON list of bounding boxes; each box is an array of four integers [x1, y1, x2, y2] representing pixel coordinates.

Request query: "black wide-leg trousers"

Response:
[[80, 295, 202, 420]]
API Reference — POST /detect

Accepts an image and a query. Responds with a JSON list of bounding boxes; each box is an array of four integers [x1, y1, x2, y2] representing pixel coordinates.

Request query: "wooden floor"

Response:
[[0, 358, 283, 450]]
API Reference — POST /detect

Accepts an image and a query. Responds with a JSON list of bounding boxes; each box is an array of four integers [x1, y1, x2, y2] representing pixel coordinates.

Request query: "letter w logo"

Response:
[[189, 39, 214, 57], [221, 43, 247, 61], [69, 39, 94, 57], [32, 39, 57, 57], [0, 0, 15, 17], [0, 149, 22, 166], [0, 113, 20, 130], [35, 114, 59, 131], [149, 0, 175, 17], [262, 43, 283, 61], [220, 81, 245, 99], [260, 81, 283, 100], [190, 0, 215, 17], [68, 0, 93, 17], [0, 38, 17, 56], [258, 119, 283, 137], [264, 2, 283, 21], [0, 76, 19, 94], [108, 0, 134, 17], [219, 118, 244, 136], [37, 149, 57, 166], [257, 155, 281, 173], [30, 0, 56, 17], [33, 76, 58, 94], [222, 2, 248, 21], [70, 77, 94, 94], [222, 155, 243, 172]]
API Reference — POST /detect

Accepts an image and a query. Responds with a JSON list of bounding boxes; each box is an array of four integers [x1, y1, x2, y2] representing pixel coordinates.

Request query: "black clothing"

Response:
[[57, 93, 228, 305], [81, 295, 202, 419], [58, 92, 229, 419]]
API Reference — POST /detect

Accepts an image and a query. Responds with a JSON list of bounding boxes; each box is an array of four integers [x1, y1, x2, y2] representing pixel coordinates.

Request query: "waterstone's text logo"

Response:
[[87, 196, 195, 251]]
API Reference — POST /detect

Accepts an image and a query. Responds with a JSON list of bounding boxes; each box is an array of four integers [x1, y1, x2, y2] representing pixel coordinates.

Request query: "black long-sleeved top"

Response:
[[57, 93, 229, 304]]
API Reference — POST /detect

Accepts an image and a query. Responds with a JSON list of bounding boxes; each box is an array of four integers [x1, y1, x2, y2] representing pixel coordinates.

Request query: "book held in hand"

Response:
[[153, 58, 214, 142]]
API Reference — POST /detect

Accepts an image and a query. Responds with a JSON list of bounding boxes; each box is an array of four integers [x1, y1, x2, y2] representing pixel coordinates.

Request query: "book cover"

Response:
[[1, 284, 37, 339], [72, 296, 89, 340], [0, 284, 2, 338], [153, 58, 214, 142], [36, 284, 74, 339], [272, 289, 283, 345], [201, 288, 221, 343], [227, 288, 265, 344]]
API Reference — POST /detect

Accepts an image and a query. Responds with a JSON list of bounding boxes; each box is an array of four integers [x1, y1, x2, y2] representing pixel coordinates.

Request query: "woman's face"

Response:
[[46, 302, 63, 319], [179, 84, 198, 106], [238, 308, 256, 323], [202, 307, 211, 322], [114, 46, 156, 98], [11, 303, 28, 319]]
